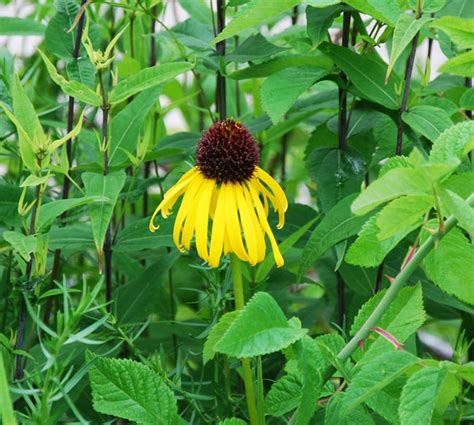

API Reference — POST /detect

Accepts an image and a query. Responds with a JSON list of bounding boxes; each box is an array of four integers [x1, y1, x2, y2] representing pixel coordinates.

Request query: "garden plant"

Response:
[[0, 0, 473, 423]]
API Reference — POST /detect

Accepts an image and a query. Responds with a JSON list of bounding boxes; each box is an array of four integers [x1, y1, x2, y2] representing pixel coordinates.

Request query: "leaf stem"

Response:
[[230, 255, 259, 425], [216, 0, 226, 120]]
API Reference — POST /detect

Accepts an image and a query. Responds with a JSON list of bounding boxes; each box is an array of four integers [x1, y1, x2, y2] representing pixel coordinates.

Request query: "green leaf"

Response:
[[203, 311, 239, 364], [88, 355, 178, 424], [399, 366, 447, 425], [3, 231, 36, 262], [262, 67, 327, 123], [38, 50, 102, 106], [109, 86, 162, 166], [66, 58, 95, 87], [0, 17, 45, 35], [387, 15, 429, 82], [299, 194, 370, 279], [351, 284, 426, 358], [423, 227, 474, 305], [82, 171, 126, 253], [212, 0, 299, 43], [376, 195, 434, 240], [402, 106, 453, 142], [408, 0, 446, 12], [429, 120, 474, 166], [351, 168, 432, 216], [320, 42, 400, 109], [431, 16, 474, 50], [439, 50, 474, 77], [346, 212, 422, 267], [219, 419, 247, 425], [265, 373, 302, 417], [325, 393, 376, 425], [344, 0, 401, 26], [306, 0, 341, 6], [226, 33, 287, 62], [0, 352, 16, 425], [109, 62, 194, 105], [460, 88, 474, 109], [306, 5, 342, 46], [440, 190, 474, 235], [214, 292, 307, 358]]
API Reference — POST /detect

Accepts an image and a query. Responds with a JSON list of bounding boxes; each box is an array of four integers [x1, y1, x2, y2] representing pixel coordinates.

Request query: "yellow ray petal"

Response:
[[182, 179, 207, 249], [226, 184, 249, 262], [173, 174, 205, 252], [208, 184, 227, 267], [235, 183, 258, 266], [195, 178, 216, 262], [256, 167, 288, 229], [243, 184, 266, 263], [248, 180, 284, 268]]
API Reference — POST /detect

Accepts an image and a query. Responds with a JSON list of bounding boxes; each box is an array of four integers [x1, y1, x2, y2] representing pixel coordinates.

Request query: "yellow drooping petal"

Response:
[[235, 183, 258, 266], [173, 174, 205, 252], [243, 184, 266, 263], [248, 179, 284, 268], [195, 178, 216, 262], [149, 168, 198, 232], [181, 176, 207, 250], [208, 184, 227, 267], [226, 184, 249, 262], [255, 167, 288, 229]]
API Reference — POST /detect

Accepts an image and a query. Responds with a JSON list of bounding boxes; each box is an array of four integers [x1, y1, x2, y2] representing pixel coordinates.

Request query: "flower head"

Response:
[[149, 120, 288, 268]]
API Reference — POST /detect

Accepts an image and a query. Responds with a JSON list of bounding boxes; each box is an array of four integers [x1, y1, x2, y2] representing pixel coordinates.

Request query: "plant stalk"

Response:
[[216, 0, 226, 120], [230, 255, 259, 425]]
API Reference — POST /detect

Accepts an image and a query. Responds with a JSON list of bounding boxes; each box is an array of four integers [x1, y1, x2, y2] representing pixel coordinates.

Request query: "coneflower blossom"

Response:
[[149, 120, 288, 268]]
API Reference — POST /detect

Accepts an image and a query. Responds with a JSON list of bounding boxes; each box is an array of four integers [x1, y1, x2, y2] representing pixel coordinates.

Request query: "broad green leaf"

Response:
[[399, 366, 447, 425], [440, 190, 474, 235], [298, 194, 370, 279], [226, 33, 287, 62], [344, 0, 401, 26], [429, 120, 474, 166], [325, 393, 375, 425], [262, 67, 327, 123], [66, 58, 95, 87], [213, 0, 299, 43], [351, 167, 432, 216], [320, 42, 400, 109], [265, 373, 302, 417], [306, 5, 342, 46], [38, 50, 102, 106], [460, 88, 474, 109], [109, 86, 162, 166], [82, 171, 126, 253], [88, 355, 178, 424], [109, 62, 193, 105], [431, 16, 474, 50], [3, 231, 36, 262], [306, 0, 341, 6], [351, 284, 426, 358], [49, 224, 95, 252], [439, 50, 474, 77], [402, 105, 453, 142], [0, 353, 16, 425], [114, 218, 174, 252], [36, 197, 106, 231], [0, 17, 45, 36], [214, 292, 307, 358], [343, 351, 418, 420], [346, 213, 422, 267], [0, 183, 24, 225], [423, 227, 474, 305], [387, 15, 429, 82], [203, 311, 239, 364], [376, 195, 434, 240]]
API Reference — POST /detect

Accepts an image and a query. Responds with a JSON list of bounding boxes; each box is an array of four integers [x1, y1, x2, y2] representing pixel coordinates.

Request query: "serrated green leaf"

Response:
[[213, 0, 299, 43], [429, 120, 474, 166], [214, 292, 307, 358], [298, 194, 370, 279], [439, 50, 474, 77], [82, 171, 126, 253], [376, 195, 434, 240], [387, 15, 429, 82], [226, 33, 287, 63], [88, 355, 177, 424], [440, 190, 474, 235], [265, 372, 302, 417], [203, 311, 239, 364], [306, 5, 342, 46], [109, 62, 193, 105], [423, 227, 474, 305], [402, 105, 453, 142], [320, 42, 400, 109], [399, 366, 448, 425], [325, 393, 376, 425], [261, 67, 327, 123], [431, 16, 474, 50]]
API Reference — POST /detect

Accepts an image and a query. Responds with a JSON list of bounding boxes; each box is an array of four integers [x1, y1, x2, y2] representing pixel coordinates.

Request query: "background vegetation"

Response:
[[0, 0, 473, 423]]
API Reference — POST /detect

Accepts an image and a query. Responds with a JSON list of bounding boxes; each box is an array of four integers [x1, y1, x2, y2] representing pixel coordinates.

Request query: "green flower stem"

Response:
[[230, 254, 259, 425], [331, 193, 474, 372]]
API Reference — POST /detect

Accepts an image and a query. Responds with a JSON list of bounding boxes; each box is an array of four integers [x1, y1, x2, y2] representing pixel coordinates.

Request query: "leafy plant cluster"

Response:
[[0, 0, 473, 424]]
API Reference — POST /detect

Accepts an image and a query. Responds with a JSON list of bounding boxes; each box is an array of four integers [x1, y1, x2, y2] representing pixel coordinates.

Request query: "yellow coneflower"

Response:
[[149, 120, 288, 268]]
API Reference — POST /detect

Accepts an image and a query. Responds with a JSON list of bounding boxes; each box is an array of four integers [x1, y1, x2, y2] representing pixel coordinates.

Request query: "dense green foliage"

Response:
[[0, 0, 473, 423]]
